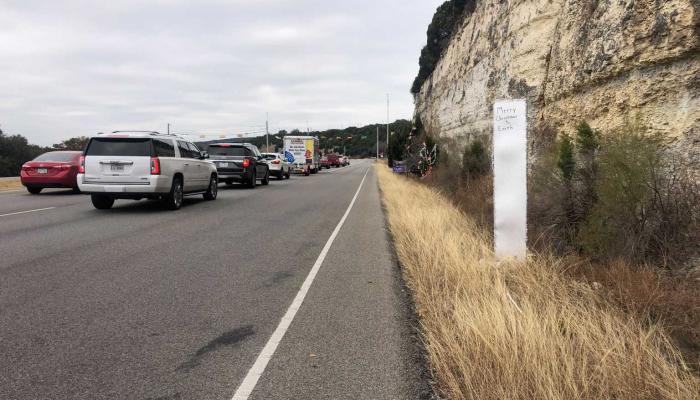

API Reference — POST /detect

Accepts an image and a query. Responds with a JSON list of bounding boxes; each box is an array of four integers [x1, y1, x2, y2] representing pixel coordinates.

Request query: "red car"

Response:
[[320, 155, 330, 169], [20, 151, 83, 194], [326, 153, 341, 168]]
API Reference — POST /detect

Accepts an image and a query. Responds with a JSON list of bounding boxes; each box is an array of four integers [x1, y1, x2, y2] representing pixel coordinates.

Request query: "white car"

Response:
[[262, 153, 291, 180], [78, 131, 218, 210]]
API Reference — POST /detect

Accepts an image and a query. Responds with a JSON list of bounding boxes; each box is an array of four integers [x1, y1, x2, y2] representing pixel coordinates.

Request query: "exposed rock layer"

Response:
[[414, 0, 700, 152]]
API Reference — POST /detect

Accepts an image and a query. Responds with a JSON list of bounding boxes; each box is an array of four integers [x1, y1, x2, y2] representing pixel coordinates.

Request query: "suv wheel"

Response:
[[262, 169, 270, 185], [27, 187, 42, 194], [247, 169, 257, 189], [204, 175, 218, 200], [164, 177, 184, 210], [91, 194, 115, 210]]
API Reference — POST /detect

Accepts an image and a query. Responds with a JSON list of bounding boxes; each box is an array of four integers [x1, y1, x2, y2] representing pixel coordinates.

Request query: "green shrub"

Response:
[[575, 121, 600, 157], [462, 139, 490, 176], [556, 134, 575, 181], [577, 123, 699, 266]]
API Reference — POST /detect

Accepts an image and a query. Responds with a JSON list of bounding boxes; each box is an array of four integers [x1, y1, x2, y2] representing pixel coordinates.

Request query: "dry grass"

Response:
[[0, 178, 22, 191], [568, 259, 700, 371], [376, 165, 699, 400]]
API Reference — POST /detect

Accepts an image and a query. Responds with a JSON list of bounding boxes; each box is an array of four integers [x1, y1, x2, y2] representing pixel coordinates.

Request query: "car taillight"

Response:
[[151, 157, 161, 175], [242, 158, 251, 168], [78, 156, 85, 173], [272, 160, 280, 164]]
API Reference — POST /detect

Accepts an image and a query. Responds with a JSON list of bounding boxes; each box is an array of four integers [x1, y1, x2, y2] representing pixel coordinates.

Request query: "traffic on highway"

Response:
[[18, 132, 352, 210]]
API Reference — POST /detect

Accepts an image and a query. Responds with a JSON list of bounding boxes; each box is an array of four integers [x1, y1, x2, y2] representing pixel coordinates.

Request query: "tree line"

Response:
[[411, 0, 476, 95], [197, 120, 413, 158]]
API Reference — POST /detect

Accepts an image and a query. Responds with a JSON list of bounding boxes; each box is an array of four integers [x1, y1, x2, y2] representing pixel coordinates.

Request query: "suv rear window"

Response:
[[33, 152, 77, 162], [86, 138, 152, 157], [153, 138, 176, 157], [207, 145, 247, 157], [262, 154, 277, 160]]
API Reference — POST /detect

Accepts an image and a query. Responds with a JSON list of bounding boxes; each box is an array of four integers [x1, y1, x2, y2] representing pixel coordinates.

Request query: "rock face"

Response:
[[414, 0, 700, 154]]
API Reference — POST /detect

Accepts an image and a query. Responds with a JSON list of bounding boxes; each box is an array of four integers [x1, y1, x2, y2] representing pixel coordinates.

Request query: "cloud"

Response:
[[0, 0, 442, 145]]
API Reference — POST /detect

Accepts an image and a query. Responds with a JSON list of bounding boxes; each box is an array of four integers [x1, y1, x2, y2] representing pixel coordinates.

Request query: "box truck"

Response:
[[283, 136, 320, 176]]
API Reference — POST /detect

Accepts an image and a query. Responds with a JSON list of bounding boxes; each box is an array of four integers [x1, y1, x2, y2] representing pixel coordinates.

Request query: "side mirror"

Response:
[[200, 151, 209, 159]]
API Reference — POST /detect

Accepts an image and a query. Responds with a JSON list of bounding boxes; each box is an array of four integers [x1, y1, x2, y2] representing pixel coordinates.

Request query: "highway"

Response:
[[0, 159, 426, 400]]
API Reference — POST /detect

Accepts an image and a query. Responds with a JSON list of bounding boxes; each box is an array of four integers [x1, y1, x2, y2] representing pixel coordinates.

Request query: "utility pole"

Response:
[[265, 112, 269, 151], [386, 94, 390, 151], [167, 123, 170, 135], [376, 126, 379, 159]]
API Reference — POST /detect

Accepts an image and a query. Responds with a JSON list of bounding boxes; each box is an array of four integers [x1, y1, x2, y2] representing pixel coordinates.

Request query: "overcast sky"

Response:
[[0, 0, 442, 145]]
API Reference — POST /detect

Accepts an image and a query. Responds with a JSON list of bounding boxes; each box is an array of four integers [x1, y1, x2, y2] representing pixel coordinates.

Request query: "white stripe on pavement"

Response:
[[231, 166, 371, 400], [0, 207, 56, 218]]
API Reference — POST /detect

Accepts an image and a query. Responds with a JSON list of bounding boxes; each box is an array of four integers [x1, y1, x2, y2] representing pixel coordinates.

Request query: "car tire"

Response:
[[203, 175, 218, 200], [277, 171, 284, 180], [262, 169, 270, 185], [247, 170, 257, 188], [285, 170, 291, 179], [91, 194, 114, 210], [164, 177, 184, 210], [27, 187, 42, 194]]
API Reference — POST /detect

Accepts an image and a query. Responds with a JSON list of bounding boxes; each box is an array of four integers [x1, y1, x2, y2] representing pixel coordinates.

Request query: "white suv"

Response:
[[78, 131, 218, 210], [262, 153, 291, 180]]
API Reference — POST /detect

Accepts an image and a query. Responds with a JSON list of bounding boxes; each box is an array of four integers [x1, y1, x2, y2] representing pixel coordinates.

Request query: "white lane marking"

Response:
[[323, 165, 355, 173], [0, 207, 56, 218], [231, 166, 371, 400]]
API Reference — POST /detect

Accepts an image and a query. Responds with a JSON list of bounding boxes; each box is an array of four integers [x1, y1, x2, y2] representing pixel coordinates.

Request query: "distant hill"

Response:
[[196, 119, 412, 157]]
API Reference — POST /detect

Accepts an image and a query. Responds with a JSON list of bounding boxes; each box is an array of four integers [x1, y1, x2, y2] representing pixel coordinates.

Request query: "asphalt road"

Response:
[[0, 159, 426, 400]]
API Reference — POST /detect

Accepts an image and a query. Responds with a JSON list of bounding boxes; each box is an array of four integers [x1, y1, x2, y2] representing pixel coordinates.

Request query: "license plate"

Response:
[[219, 162, 228, 168], [37, 168, 48, 174], [110, 164, 124, 172]]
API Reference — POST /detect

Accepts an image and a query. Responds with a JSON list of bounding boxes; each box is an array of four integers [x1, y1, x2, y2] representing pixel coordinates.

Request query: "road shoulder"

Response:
[[249, 166, 431, 399]]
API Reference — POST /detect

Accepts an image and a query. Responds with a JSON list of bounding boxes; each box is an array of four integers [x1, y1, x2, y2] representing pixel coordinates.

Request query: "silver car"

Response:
[[262, 153, 291, 180], [78, 131, 218, 210]]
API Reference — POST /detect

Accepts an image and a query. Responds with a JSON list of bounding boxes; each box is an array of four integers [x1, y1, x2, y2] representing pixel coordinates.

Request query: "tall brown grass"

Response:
[[0, 178, 21, 191], [376, 165, 699, 400]]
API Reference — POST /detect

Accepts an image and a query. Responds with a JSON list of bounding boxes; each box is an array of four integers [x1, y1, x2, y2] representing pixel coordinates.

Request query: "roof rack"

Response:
[[111, 130, 162, 135], [95, 131, 182, 138]]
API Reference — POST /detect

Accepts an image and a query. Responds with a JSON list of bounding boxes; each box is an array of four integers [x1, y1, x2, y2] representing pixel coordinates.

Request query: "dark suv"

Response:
[[206, 143, 270, 188]]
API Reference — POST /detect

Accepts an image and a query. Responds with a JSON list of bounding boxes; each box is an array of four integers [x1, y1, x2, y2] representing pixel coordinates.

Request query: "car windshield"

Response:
[[33, 152, 76, 162], [262, 154, 277, 160], [86, 138, 151, 156], [207, 145, 246, 157]]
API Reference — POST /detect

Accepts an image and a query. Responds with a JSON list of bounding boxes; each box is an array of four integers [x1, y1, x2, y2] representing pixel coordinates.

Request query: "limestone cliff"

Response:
[[414, 0, 700, 153]]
